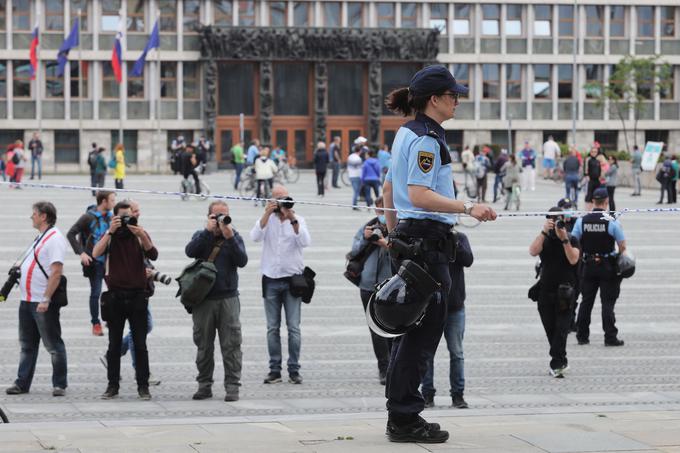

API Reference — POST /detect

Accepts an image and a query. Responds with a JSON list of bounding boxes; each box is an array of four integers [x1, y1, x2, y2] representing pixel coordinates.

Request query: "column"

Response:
[[260, 61, 273, 145], [314, 62, 328, 145], [368, 61, 382, 146]]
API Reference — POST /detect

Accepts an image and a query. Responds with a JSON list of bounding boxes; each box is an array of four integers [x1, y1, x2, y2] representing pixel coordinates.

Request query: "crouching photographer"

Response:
[[93, 201, 158, 400], [528, 207, 580, 378], [347, 196, 392, 385]]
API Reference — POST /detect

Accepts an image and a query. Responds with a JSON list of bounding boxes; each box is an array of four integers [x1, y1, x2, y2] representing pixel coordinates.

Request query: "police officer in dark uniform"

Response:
[[381, 66, 497, 443], [571, 187, 627, 346]]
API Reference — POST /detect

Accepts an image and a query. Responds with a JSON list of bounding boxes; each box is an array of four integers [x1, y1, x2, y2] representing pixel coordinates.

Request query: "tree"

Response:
[[584, 55, 672, 152]]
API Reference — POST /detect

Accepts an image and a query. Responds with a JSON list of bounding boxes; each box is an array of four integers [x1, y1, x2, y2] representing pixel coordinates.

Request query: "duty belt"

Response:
[[582, 253, 616, 264], [389, 227, 458, 263]]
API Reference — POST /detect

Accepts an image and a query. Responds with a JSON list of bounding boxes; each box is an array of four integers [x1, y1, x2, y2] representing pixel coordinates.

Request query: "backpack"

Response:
[[11, 152, 20, 165], [88, 151, 97, 170], [175, 240, 224, 310], [108, 154, 117, 169]]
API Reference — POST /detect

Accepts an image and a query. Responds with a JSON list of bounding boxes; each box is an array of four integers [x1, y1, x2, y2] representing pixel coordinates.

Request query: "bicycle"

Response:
[[274, 158, 300, 184], [0, 406, 8, 423], [340, 166, 350, 186], [180, 165, 210, 201]]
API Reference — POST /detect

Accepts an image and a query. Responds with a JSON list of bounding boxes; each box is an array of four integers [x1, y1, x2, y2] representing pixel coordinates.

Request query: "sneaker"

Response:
[[288, 372, 303, 384], [92, 323, 104, 336], [577, 338, 590, 345], [101, 386, 119, 399], [224, 392, 239, 402], [52, 387, 66, 397], [549, 368, 565, 378], [192, 388, 213, 400], [379, 371, 387, 386], [263, 372, 282, 384], [423, 394, 435, 408], [452, 393, 469, 409], [386, 419, 449, 443], [148, 374, 161, 386], [605, 338, 625, 347], [5, 384, 28, 395], [138, 386, 151, 400]]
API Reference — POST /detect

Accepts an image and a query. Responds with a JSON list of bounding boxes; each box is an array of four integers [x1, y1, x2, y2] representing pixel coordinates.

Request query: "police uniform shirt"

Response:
[[571, 210, 625, 256], [385, 112, 456, 225]]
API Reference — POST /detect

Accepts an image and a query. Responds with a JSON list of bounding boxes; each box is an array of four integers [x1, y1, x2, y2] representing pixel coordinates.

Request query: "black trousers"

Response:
[[316, 171, 326, 195], [577, 260, 621, 343], [386, 222, 451, 424], [106, 291, 150, 388], [537, 289, 571, 370], [183, 170, 201, 194], [360, 289, 392, 374], [607, 186, 616, 212]]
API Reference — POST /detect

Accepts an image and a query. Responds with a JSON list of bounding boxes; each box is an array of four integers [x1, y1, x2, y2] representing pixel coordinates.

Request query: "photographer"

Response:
[[350, 197, 392, 385], [250, 185, 311, 385], [67, 190, 115, 336], [529, 207, 580, 378], [185, 201, 248, 402], [5, 202, 68, 397], [93, 201, 158, 400]]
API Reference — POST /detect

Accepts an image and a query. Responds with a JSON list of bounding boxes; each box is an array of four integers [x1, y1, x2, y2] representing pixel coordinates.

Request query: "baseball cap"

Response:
[[557, 198, 573, 209], [354, 136, 368, 145], [409, 65, 469, 97], [592, 187, 609, 200]]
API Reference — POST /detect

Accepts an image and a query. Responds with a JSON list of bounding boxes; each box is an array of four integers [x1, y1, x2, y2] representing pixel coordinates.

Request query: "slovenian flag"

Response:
[[130, 20, 159, 77], [29, 23, 39, 80], [111, 29, 123, 83]]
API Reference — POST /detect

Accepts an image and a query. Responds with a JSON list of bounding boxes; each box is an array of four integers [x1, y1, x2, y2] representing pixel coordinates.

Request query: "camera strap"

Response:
[[31, 227, 55, 280], [207, 240, 224, 263]]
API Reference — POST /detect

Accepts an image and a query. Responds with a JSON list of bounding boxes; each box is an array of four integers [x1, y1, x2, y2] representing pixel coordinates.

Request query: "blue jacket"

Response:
[[361, 157, 382, 182]]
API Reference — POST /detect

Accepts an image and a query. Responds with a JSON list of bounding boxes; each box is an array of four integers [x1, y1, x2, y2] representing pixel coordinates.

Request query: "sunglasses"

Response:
[[441, 92, 460, 102]]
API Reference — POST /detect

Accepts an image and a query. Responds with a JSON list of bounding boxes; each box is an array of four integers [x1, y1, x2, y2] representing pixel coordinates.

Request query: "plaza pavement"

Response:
[[0, 169, 679, 452]]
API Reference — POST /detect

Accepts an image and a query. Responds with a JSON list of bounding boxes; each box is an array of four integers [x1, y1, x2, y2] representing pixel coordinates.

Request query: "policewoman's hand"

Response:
[[470, 204, 497, 222]]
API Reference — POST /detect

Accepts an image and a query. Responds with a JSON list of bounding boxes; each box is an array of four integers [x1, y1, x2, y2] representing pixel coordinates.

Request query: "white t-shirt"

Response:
[[254, 157, 278, 179], [20, 227, 67, 303], [543, 140, 559, 160], [347, 153, 363, 178]]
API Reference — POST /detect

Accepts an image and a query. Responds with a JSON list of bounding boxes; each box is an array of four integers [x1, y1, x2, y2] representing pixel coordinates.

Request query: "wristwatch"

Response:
[[561, 238, 569, 244], [463, 201, 474, 216]]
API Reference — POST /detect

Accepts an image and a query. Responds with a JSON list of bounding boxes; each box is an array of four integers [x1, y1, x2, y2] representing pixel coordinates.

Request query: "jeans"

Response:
[[316, 171, 326, 195], [16, 302, 68, 391], [257, 178, 273, 199], [493, 173, 503, 202], [565, 173, 580, 205], [363, 179, 381, 206], [88, 261, 105, 325], [234, 163, 244, 189], [263, 276, 302, 374], [360, 289, 392, 374], [331, 161, 340, 187], [422, 308, 466, 398], [192, 296, 242, 391], [121, 308, 153, 369], [632, 167, 642, 195], [105, 291, 149, 388], [476, 176, 488, 202], [31, 156, 42, 179], [350, 177, 362, 206]]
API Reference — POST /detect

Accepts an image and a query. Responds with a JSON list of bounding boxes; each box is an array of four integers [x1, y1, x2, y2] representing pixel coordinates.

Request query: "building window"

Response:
[[533, 64, 551, 99], [452, 64, 469, 98], [453, 4, 471, 35], [382, 63, 421, 114], [102, 63, 119, 99], [586, 6, 604, 37], [557, 65, 572, 99], [218, 62, 254, 115], [637, 6, 654, 38], [294, 2, 311, 27], [46, 0, 65, 31], [184, 0, 200, 32], [347, 3, 363, 27], [160, 62, 177, 98], [13, 60, 31, 98], [661, 7, 676, 38], [585, 64, 603, 98], [401, 3, 418, 28], [534, 5, 551, 37], [609, 5, 625, 37], [71, 0, 90, 31], [110, 130, 138, 163], [159, 0, 177, 31], [506, 4, 522, 36], [45, 62, 63, 98], [661, 67, 674, 99], [328, 63, 364, 115], [482, 64, 500, 99], [71, 62, 89, 98], [269, 1, 287, 26], [128, 70, 144, 99], [594, 131, 618, 152], [430, 3, 448, 34], [55, 130, 80, 164], [183, 62, 200, 99], [323, 2, 341, 27], [0, 62, 6, 98], [506, 64, 522, 99], [274, 62, 309, 115], [377, 3, 395, 28], [0, 1, 5, 31], [482, 4, 500, 36], [558, 5, 574, 37], [239, 1, 256, 26], [101, 0, 121, 32], [215, 1, 233, 26], [13, 0, 31, 30], [127, 0, 145, 32]]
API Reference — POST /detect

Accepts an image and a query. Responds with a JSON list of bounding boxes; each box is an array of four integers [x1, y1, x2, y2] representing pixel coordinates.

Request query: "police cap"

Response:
[[409, 65, 469, 98], [592, 187, 609, 200]]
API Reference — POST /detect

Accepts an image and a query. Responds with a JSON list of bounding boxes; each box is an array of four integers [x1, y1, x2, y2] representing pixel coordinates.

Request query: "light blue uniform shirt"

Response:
[[386, 125, 456, 225], [572, 214, 625, 256]]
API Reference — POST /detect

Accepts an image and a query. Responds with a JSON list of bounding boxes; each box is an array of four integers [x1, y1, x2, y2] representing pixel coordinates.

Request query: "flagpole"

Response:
[[156, 13, 161, 173], [118, 10, 123, 145], [77, 9, 83, 164], [36, 8, 42, 139]]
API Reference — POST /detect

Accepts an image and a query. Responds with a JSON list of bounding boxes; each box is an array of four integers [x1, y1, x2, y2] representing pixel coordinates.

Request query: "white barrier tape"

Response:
[[2, 181, 680, 220]]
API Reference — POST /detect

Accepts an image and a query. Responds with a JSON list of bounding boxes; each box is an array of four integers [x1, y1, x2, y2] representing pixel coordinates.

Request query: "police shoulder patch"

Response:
[[418, 151, 435, 173]]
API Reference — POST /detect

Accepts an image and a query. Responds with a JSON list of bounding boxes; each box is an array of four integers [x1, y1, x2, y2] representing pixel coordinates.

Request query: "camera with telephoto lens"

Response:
[[274, 196, 295, 213], [211, 214, 232, 225], [0, 266, 21, 302], [368, 223, 387, 243], [151, 271, 172, 285], [120, 215, 138, 228]]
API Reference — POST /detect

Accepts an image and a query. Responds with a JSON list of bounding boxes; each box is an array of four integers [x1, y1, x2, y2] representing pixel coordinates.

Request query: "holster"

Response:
[[388, 230, 458, 264]]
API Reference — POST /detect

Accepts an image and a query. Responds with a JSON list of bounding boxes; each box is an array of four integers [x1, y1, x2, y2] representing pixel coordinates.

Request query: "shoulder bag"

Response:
[[175, 239, 224, 309], [33, 249, 68, 307]]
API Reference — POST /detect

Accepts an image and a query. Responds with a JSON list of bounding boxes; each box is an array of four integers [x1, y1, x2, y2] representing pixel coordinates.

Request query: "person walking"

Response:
[[657, 158, 673, 204], [231, 141, 245, 190], [361, 149, 382, 206], [501, 154, 521, 210], [313, 142, 329, 197], [113, 143, 126, 189], [542, 135, 560, 179], [347, 145, 364, 210], [630, 145, 642, 196], [378, 144, 392, 184], [254, 147, 278, 203], [460, 145, 474, 187], [93, 147, 107, 191], [584, 147, 601, 211], [329, 136, 342, 188], [246, 139, 261, 166], [563, 146, 581, 207], [670, 155, 679, 204], [519, 141, 537, 191], [473, 149, 491, 203], [28, 133, 44, 180], [605, 155, 618, 212], [11, 140, 28, 187], [492, 149, 508, 203]]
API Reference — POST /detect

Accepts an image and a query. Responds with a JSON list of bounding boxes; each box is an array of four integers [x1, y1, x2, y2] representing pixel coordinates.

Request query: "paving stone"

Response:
[[515, 431, 651, 452]]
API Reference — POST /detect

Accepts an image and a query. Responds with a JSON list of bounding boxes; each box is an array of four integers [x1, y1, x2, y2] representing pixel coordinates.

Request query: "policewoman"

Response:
[[381, 65, 496, 443], [571, 187, 627, 347]]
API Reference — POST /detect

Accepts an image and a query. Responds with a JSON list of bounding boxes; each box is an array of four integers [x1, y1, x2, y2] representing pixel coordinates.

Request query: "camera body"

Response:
[[546, 214, 566, 230], [151, 271, 172, 285], [368, 221, 388, 243], [120, 215, 138, 229], [274, 196, 295, 213], [211, 214, 232, 225], [0, 266, 21, 302]]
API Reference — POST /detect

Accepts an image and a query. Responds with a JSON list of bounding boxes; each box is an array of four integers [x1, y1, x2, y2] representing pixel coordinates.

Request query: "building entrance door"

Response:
[[216, 117, 257, 166], [327, 118, 367, 161], [271, 118, 313, 166]]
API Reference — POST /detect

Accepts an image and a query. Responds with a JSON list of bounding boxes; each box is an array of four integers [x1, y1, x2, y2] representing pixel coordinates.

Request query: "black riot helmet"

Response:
[[616, 252, 636, 279], [365, 260, 441, 338]]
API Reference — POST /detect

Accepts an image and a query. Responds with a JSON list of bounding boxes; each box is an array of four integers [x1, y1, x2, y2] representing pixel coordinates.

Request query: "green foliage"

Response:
[[606, 150, 631, 161], [559, 143, 570, 157]]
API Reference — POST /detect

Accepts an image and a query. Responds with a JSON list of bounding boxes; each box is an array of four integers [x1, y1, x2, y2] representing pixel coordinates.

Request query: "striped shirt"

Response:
[[20, 227, 67, 303]]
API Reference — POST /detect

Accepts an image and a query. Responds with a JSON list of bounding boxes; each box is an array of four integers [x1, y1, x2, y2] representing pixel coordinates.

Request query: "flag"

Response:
[[130, 20, 159, 77], [56, 18, 79, 77], [111, 29, 123, 83], [29, 23, 39, 80]]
